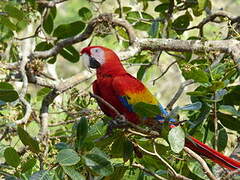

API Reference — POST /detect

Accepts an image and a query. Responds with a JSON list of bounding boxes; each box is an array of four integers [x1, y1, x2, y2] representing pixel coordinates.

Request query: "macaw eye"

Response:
[[93, 48, 100, 53]]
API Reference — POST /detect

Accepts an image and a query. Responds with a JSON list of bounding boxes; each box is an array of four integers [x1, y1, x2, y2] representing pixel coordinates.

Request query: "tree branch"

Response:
[[167, 80, 194, 110], [15, 56, 32, 125], [132, 163, 167, 180], [36, 0, 68, 7], [134, 142, 192, 180], [184, 147, 217, 180]]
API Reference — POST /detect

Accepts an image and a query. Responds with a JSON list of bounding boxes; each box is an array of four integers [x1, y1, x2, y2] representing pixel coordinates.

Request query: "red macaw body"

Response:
[[81, 46, 240, 170]]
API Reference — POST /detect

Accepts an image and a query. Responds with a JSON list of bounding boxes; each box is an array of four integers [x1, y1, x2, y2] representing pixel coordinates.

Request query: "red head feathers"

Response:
[[81, 46, 126, 78]]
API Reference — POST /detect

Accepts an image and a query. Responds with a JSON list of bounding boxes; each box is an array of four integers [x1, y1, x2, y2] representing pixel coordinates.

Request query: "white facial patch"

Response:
[[90, 48, 105, 65], [82, 53, 90, 68]]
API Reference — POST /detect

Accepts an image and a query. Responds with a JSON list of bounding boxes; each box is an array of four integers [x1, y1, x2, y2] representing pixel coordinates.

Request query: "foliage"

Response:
[[0, 0, 240, 179]]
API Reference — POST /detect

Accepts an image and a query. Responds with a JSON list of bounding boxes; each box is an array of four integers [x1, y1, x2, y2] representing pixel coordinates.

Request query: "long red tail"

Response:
[[185, 136, 240, 170]]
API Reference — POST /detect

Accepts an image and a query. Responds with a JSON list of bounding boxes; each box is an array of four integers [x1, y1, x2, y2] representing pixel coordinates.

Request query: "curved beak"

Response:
[[82, 53, 101, 69]]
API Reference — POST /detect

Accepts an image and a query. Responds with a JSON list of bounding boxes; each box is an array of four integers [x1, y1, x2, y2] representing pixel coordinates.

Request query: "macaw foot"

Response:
[[94, 115, 128, 142], [110, 115, 129, 128]]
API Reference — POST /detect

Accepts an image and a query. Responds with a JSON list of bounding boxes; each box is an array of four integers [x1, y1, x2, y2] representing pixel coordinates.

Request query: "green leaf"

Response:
[[0, 143, 8, 158], [180, 102, 202, 111], [4, 147, 20, 168], [53, 21, 85, 39], [37, 88, 51, 101], [47, 56, 57, 64], [76, 117, 88, 149], [115, 26, 129, 40], [17, 126, 40, 153], [210, 81, 225, 91], [154, 3, 169, 13], [168, 126, 185, 153], [83, 153, 113, 176], [218, 113, 240, 132], [109, 165, 128, 180], [148, 20, 160, 38], [115, 7, 132, 14], [111, 136, 125, 157], [78, 7, 93, 21], [16, 19, 29, 32], [29, 170, 52, 180], [123, 139, 133, 162], [0, 16, 16, 31], [126, 11, 140, 23], [133, 21, 151, 31], [43, 13, 54, 34], [4, 4, 24, 21], [133, 102, 162, 118], [59, 45, 80, 63], [62, 166, 85, 180], [219, 105, 240, 116], [141, 12, 154, 20], [217, 128, 228, 152], [55, 142, 71, 151], [56, 149, 80, 166], [21, 157, 37, 173], [183, 68, 209, 83], [137, 61, 149, 80], [173, 14, 191, 35], [223, 85, 240, 105], [198, 0, 208, 11], [126, 11, 153, 24], [187, 160, 208, 179], [0, 82, 18, 102], [35, 42, 53, 51], [211, 63, 227, 81]]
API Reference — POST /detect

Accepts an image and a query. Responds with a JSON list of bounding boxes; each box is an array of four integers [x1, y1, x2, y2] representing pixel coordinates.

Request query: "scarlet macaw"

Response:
[[81, 46, 240, 170]]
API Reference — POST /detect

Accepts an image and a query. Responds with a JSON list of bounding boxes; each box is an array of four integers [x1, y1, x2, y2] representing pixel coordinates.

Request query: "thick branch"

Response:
[[28, 13, 240, 65], [38, 73, 92, 140], [31, 14, 137, 59], [137, 38, 239, 53]]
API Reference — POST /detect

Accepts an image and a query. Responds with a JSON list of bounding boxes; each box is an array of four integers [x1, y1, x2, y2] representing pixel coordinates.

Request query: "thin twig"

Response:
[[184, 147, 218, 180], [153, 60, 177, 85], [116, 0, 122, 18], [153, 142, 178, 177], [222, 168, 240, 180], [213, 93, 218, 150], [167, 80, 194, 110], [134, 142, 192, 180], [49, 120, 75, 127], [132, 163, 167, 180]]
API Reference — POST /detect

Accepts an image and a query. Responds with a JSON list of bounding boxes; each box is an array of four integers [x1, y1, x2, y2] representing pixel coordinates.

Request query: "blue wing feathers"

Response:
[[156, 104, 176, 123], [119, 96, 133, 112]]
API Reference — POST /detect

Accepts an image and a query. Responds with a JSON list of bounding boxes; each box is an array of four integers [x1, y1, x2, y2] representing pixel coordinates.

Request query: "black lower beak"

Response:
[[89, 56, 101, 69]]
